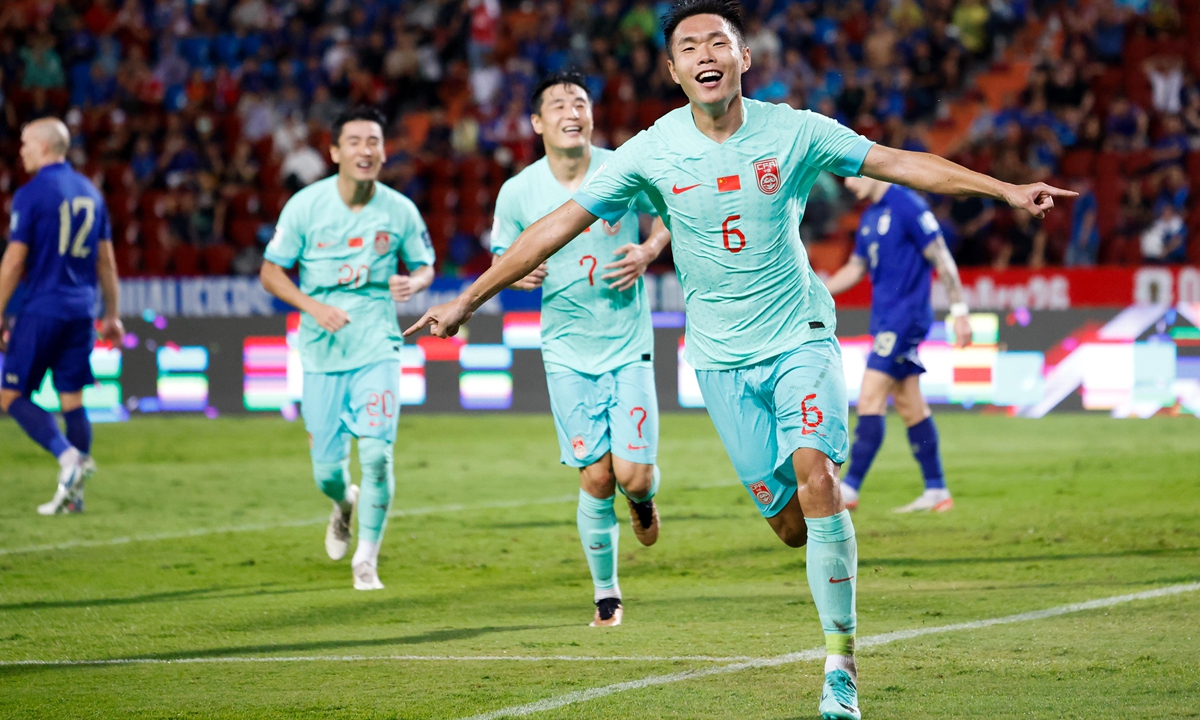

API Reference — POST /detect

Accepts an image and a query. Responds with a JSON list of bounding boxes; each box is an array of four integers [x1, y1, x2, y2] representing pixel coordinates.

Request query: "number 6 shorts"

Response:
[[695, 338, 849, 518], [545, 361, 658, 468], [301, 359, 400, 464]]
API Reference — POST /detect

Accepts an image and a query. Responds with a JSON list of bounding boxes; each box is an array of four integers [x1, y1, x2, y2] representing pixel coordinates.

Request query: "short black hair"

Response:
[[661, 0, 746, 53], [529, 70, 591, 115], [331, 106, 387, 145]]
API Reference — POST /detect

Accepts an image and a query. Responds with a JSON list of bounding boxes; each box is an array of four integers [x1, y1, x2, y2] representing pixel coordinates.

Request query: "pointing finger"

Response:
[[403, 313, 434, 337]]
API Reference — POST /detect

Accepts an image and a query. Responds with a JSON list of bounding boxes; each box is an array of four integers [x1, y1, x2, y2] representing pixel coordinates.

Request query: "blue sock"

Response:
[[843, 415, 885, 491], [63, 408, 92, 456], [577, 490, 620, 600], [7, 397, 72, 458], [907, 417, 946, 490]]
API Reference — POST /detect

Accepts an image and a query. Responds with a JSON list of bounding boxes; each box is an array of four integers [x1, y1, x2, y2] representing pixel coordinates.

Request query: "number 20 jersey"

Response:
[[491, 147, 657, 376], [575, 99, 875, 371], [264, 176, 434, 374]]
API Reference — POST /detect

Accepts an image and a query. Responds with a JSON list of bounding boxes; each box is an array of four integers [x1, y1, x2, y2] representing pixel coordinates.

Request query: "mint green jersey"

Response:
[[575, 100, 874, 371], [492, 147, 657, 375], [264, 176, 434, 374]]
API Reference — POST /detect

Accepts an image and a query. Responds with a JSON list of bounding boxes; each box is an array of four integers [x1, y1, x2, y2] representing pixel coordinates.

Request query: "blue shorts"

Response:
[[695, 338, 850, 518], [546, 361, 658, 468], [866, 324, 929, 380], [1, 315, 95, 395], [301, 360, 400, 464]]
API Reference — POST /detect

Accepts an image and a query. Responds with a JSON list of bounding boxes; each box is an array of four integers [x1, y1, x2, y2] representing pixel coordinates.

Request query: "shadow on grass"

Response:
[[0, 583, 336, 612]]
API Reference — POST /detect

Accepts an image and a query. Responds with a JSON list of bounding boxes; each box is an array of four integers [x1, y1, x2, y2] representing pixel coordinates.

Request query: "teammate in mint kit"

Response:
[[407, 2, 1073, 716], [261, 107, 434, 591], [491, 71, 672, 627]]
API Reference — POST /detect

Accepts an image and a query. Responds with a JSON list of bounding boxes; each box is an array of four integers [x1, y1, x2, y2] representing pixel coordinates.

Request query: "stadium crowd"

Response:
[[0, 0, 1197, 278]]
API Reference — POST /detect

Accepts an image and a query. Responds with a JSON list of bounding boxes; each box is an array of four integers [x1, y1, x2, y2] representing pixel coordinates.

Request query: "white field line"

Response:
[[0, 654, 756, 668], [459, 582, 1200, 720], [0, 479, 743, 557]]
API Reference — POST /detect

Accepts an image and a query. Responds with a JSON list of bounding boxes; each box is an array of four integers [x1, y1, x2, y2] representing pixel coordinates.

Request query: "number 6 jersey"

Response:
[[574, 99, 874, 371], [264, 176, 434, 374], [491, 146, 658, 376]]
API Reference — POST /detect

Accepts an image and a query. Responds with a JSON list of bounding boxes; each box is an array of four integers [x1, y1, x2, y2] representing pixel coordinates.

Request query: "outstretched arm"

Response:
[[860, 145, 1076, 219], [823, 255, 866, 296], [405, 199, 596, 337], [922, 237, 973, 348]]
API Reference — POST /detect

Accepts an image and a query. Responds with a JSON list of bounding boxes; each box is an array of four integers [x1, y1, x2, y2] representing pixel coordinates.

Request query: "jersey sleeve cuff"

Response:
[[834, 138, 876, 178], [573, 191, 628, 225], [263, 250, 297, 269]]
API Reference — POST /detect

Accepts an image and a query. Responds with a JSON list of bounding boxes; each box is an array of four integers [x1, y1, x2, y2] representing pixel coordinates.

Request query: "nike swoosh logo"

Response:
[[672, 183, 701, 194], [829, 576, 854, 584], [588, 543, 610, 551], [627, 444, 648, 451], [316, 242, 332, 248]]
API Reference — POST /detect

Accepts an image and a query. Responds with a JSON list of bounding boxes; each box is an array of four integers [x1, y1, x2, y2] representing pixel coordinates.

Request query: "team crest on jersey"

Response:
[[754, 158, 780, 195], [571, 435, 587, 459], [749, 481, 774, 505], [375, 231, 391, 255], [601, 219, 621, 236]]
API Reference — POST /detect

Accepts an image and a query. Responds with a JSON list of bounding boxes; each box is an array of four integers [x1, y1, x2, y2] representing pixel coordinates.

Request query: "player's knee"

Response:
[[357, 438, 393, 478], [579, 460, 616, 498], [802, 465, 840, 503], [312, 461, 348, 500], [615, 462, 654, 498]]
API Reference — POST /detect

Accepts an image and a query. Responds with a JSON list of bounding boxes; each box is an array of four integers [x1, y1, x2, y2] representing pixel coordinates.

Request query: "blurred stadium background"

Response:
[[0, 0, 1198, 418], [2, 2, 1200, 718]]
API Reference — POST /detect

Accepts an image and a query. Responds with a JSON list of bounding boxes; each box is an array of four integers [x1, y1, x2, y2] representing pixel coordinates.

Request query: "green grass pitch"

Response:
[[1, 413, 1198, 719]]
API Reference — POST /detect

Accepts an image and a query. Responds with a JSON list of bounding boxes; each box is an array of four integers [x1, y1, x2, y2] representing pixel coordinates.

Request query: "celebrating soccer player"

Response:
[[825, 176, 971, 515], [405, 1, 1073, 716], [0, 118, 124, 515], [492, 71, 672, 627], [260, 107, 435, 591]]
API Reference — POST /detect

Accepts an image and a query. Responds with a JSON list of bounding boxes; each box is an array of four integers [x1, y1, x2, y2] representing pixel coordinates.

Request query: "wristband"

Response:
[[949, 302, 969, 318]]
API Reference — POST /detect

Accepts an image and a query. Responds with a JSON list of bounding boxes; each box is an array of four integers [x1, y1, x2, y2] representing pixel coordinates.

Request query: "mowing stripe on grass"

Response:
[[459, 582, 1200, 720], [0, 654, 756, 668], [0, 479, 744, 557]]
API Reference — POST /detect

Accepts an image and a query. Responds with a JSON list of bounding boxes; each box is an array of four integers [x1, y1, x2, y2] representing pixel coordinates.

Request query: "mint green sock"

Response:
[[577, 490, 620, 599], [313, 460, 350, 503], [805, 510, 858, 657], [618, 465, 660, 504], [356, 438, 395, 543]]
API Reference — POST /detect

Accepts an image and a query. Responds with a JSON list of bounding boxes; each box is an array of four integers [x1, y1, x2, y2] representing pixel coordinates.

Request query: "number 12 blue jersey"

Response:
[[8, 162, 111, 320], [854, 185, 941, 336]]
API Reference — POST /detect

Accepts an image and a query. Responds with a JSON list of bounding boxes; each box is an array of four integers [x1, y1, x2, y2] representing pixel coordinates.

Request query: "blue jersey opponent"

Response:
[[826, 176, 973, 517], [0, 118, 124, 515]]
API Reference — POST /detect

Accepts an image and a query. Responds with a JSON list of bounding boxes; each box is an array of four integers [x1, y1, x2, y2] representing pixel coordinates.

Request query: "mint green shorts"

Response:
[[546, 361, 658, 468], [695, 339, 849, 518], [301, 360, 399, 464]]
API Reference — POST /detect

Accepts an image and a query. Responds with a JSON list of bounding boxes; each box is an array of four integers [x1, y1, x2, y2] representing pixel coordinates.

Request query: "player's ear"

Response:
[[666, 55, 680, 85], [329, 142, 340, 165], [530, 112, 544, 137], [741, 45, 751, 73]]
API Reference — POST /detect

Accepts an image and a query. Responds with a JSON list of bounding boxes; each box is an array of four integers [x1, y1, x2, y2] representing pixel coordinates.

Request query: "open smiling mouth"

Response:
[[562, 124, 583, 135], [356, 160, 374, 169], [696, 69, 723, 88]]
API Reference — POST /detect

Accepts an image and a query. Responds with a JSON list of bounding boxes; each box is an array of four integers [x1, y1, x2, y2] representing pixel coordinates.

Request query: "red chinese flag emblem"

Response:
[[716, 175, 741, 193], [754, 158, 780, 195], [349, 237, 364, 248]]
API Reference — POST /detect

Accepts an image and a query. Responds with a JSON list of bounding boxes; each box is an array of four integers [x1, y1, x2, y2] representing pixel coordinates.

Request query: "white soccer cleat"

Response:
[[325, 484, 358, 561], [38, 461, 85, 515], [841, 484, 860, 511], [353, 561, 384, 591], [892, 489, 953, 514]]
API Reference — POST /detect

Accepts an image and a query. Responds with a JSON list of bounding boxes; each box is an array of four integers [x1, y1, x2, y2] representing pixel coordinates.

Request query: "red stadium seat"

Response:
[[174, 244, 201, 276], [229, 189, 261, 219], [229, 218, 261, 248], [202, 243, 236, 275], [1060, 150, 1095, 179]]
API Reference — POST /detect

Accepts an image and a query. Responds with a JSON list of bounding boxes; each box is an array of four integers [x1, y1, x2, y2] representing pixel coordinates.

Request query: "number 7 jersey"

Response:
[[264, 176, 435, 374], [575, 99, 875, 371]]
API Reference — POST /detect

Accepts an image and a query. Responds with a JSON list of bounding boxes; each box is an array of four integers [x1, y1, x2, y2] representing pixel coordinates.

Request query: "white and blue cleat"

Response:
[[819, 669, 861, 720], [37, 456, 90, 515]]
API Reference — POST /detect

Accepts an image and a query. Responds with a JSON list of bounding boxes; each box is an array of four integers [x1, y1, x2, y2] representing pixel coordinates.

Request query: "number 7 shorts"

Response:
[[546, 361, 658, 468], [301, 359, 400, 464], [695, 338, 850, 518]]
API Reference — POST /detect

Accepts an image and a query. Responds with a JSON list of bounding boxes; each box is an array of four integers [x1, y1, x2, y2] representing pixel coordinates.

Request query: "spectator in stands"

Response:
[[281, 136, 327, 190], [996, 210, 1048, 269], [1105, 94, 1149, 151], [1145, 55, 1184, 115], [1066, 178, 1101, 266], [20, 33, 66, 89], [1152, 114, 1189, 169], [949, 195, 996, 266], [1140, 199, 1187, 263]]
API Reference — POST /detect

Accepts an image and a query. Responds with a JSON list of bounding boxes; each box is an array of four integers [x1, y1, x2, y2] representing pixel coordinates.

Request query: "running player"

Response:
[[491, 71, 672, 627], [824, 176, 971, 514], [260, 106, 434, 591], [0, 118, 124, 515], [405, 2, 1072, 717]]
